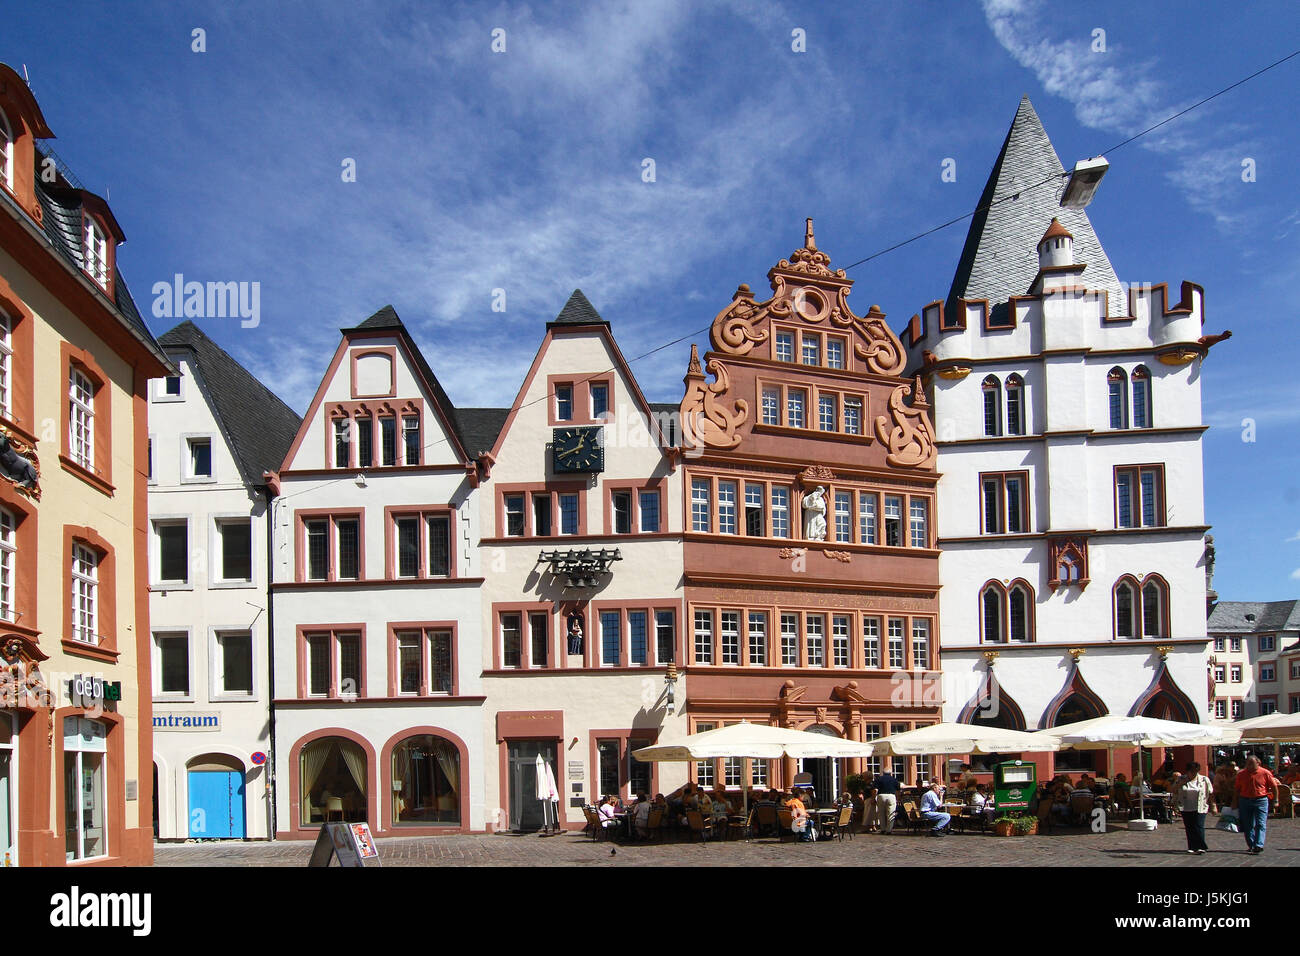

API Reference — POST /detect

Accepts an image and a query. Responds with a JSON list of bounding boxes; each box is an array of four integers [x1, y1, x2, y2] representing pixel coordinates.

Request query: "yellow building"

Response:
[[0, 63, 172, 865]]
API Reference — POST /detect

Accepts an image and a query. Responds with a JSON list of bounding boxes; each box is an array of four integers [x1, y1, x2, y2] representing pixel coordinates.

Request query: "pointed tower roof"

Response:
[[548, 289, 608, 328], [945, 96, 1124, 318], [1039, 217, 1073, 244]]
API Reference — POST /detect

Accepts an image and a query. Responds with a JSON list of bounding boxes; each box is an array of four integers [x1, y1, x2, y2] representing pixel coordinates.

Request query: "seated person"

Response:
[[709, 785, 733, 817], [632, 792, 652, 838], [956, 764, 977, 791], [597, 795, 619, 829], [787, 791, 814, 841], [920, 782, 951, 836]]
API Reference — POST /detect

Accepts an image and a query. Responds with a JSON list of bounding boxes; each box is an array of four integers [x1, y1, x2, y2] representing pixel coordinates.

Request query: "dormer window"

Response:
[[0, 109, 12, 194], [84, 218, 109, 290]]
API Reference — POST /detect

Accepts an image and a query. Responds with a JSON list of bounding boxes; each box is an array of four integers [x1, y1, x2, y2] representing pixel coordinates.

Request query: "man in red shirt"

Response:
[[1234, 756, 1280, 854]]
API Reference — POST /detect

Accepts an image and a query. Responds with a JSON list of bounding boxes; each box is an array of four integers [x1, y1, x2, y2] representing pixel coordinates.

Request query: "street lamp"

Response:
[[1060, 156, 1109, 208]]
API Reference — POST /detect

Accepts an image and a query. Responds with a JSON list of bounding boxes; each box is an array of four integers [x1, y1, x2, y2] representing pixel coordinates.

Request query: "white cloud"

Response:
[[1288, 531, 1300, 544], [1291, 567, 1300, 581], [979, 0, 1264, 234]]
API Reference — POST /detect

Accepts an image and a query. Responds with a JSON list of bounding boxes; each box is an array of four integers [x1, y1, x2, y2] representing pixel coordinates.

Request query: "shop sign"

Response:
[[152, 712, 221, 731], [67, 674, 120, 709]]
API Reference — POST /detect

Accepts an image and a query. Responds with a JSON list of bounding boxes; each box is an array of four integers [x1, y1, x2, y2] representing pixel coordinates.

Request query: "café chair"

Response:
[[582, 805, 615, 842], [644, 806, 665, 841], [777, 807, 796, 843], [1069, 791, 1095, 827], [685, 809, 715, 843], [1035, 797, 1054, 833], [754, 804, 780, 838], [825, 805, 853, 841], [325, 797, 344, 822]]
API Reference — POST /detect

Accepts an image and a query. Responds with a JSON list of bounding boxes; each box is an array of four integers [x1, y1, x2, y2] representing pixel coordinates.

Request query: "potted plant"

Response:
[[992, 814, 1038, 837]]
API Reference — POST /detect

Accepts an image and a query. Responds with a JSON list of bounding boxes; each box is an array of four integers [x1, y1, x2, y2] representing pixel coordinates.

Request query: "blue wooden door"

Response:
[[188, 771, 246, 838]]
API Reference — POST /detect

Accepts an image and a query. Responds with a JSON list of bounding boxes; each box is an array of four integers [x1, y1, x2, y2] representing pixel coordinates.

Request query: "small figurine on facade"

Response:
[[567, 616, 584, 655], [802, 485, 828, 541]]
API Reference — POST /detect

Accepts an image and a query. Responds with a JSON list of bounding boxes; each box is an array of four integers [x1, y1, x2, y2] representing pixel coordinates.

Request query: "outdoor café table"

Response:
[[811, 808, 838, 837]]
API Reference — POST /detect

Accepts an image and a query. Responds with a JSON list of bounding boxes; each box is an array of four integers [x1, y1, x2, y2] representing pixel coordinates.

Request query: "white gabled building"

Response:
[[269, 306, 487, 839], [476, 291, 689, 831], [148, 321, 301, 840], [903, 97, 1231, 775]]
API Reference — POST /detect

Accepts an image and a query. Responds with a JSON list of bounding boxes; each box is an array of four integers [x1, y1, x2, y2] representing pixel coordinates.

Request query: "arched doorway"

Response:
[[1050, 694, 1106, 773], [299, 737, 367, 826], [798, 725, 841, 806], [390, 735, 461, 827], [186, 753, 246, 839]]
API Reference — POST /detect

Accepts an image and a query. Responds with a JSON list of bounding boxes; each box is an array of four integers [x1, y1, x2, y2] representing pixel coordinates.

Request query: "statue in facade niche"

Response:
[[802, 485, 827, 541]]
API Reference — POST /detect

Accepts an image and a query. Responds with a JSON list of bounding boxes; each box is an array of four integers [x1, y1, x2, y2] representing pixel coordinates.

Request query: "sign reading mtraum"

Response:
[[153, 713, 221, 731]]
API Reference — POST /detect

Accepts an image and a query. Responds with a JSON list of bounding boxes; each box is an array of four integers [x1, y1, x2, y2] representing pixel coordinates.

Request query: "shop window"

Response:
[[392, 736, 460, 826], [299, 737, 367, 825]]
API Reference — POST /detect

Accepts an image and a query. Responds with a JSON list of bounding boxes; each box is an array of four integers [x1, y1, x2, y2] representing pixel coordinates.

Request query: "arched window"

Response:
[[1057, 553, 1080, 585], [299, 737, 367, 826], [1141, 577, 1167, 638], [981, 376, 1002, 437], [981, 583, 1005, 643], [391, 735, 460, 826], [1131, 366, 1151, 429], [0, 110, 12, 194], [1107, 368, 1128, 429], [1004, 374, 1025, 436], [1008, 582, 1034, 642], [1114, 578, 1138, 639]]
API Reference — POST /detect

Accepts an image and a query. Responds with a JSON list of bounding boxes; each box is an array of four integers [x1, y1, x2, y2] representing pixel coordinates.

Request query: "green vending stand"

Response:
[[994, 760, 1036, 810]]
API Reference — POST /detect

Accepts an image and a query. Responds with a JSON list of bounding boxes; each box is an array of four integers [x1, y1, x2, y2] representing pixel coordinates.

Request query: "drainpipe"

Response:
[[264, 487, 278, 839]]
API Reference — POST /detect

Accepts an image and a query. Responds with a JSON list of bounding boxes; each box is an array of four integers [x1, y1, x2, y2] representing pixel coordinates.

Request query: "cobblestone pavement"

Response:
[[155, 819, 1300, 867]]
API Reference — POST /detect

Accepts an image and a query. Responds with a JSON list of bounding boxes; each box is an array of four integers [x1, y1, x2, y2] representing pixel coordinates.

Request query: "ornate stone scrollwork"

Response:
[[706, 222, 909, 376], [777, 547, 807, 560], [711, 286, 768, 356], [873, 376, 937, 469], [0, 636, 52, 711], [679, 345, 748, 451], [823, 550, 851, 564], [849, 303, 907, 376], [0, 426, 40, 500]]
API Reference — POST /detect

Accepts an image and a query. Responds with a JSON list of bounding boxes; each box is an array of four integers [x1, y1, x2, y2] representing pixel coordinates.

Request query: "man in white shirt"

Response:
[[920, 781, 951, 837]]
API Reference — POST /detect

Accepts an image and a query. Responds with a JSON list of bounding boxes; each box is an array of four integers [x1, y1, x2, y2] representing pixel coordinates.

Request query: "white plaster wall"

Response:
[[148, 354, 273, 839], [941, 643, 1210, 727], [273, 704, 487, 833]]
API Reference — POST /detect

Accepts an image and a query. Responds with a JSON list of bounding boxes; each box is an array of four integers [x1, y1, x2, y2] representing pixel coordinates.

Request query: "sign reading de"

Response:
[[67, 674, 119, 710]]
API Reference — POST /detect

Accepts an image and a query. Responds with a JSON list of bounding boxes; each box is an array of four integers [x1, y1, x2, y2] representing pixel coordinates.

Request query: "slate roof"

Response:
[[1207, 601, 1300, 634], [945, 96, 1125, 322], [548, 289, 608, 328], [31, 178, 164, 357], [454, 407, 510, 459], [158, 321, 302, 485], [344, 305, 472, 461]]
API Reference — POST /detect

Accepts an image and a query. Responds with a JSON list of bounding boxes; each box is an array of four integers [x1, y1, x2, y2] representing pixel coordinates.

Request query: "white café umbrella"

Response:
[[632, 720, 879, 818], [868, 722, 1061, 790], [535, 753, 560, 833], [1044, 715, 1242, 824], [1234, 712, 1300, 772]]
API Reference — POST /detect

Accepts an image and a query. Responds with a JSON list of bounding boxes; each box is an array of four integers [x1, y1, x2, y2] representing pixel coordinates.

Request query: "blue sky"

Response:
[[4, 0, 1298, 602]]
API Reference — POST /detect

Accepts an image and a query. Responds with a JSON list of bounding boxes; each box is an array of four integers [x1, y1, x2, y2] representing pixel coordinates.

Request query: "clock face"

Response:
[[552, 427, 604, 472]]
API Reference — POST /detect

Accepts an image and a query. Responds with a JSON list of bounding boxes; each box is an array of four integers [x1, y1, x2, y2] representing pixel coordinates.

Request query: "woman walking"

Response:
[[1176, 762, 1213, 855]]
